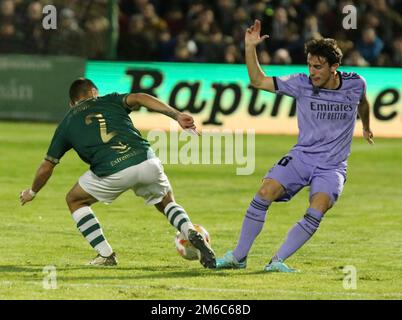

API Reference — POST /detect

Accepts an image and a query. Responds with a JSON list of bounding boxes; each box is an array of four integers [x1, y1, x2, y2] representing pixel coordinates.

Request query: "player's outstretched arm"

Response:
[[358, 93, 374, 145], [20, 160, 56, 205], [126, 93, 197, 132], [245, 20, 275, 93]]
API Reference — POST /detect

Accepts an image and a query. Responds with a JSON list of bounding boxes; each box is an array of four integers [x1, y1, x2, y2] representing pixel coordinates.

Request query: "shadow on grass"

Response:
[[0, 264, 236, 281]]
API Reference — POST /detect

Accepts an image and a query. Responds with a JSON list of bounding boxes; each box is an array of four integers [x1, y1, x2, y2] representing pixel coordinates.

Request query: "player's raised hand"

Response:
[[177, 113, 200, 135], [363, 128, 374, 145], [20, 189, 36, 206], [245, 19, 269, 47]]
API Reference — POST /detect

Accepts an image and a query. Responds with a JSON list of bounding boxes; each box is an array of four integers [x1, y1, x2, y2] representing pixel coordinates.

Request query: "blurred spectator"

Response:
[[302, 14, 321, 41], [224, 43, 242, 64], [199, 26, 225, 63], [174, 42, 192, 62], [258, 49, 271, 65], [157, 29, 176, 61], [120, 0, 149, 16], [272, 48, 292, 65], [214, 0, 235, 36], [315, 0, 337, 38], [249, 0, 270, 25], [175, 31, 198, 62], [376, 53, 393, 67], [271, 7, 288, 43], [343, 50, 369, 67], [164, 6, 186, 35], [186, 1, 205, 28], [287, 0, 309, 27], [357, 28, 384, 65], [333, 30, 354, 58], [22, 1, 47, 54], [0, 0, 16, 23], [85, 17, 109, 60], [47, 8, 86, 56], [277, 20, 303, 63], [192, 8, 217, 57], [118, 14, 154, 61], [369, 0, 402, 45], [391, 37, 402, 67], [233, 6, 249, 28], [0, 21, 22, 53], [141, 2, 168, 40], [363, 11, 381, 30]]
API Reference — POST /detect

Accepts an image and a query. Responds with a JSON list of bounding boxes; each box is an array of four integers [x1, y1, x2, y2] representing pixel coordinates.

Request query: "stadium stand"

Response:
[[0, 0, 401, 66]]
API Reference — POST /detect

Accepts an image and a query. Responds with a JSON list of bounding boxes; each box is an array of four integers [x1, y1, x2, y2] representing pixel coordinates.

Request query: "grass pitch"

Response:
[[0, 121, 401, 300]]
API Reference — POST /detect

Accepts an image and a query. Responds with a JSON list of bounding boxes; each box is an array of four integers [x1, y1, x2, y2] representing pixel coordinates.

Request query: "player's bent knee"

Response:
[[312, 204, 331, 215], [162, 191, 174, 203], [65, 189, 80, 204], [65, 186, 97, 213], [155, 191, 174, 213], [65, 191, 75, 206], [310, 192, 333, 214], [258, 179, 285, 201], [66, 192, 82, 212]]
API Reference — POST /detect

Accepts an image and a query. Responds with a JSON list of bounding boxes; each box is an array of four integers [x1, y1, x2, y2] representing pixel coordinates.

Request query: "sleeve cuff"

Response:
[[122, 93, 131, 109], [45, 155, 59, 164], [273, 76, 278, 91]]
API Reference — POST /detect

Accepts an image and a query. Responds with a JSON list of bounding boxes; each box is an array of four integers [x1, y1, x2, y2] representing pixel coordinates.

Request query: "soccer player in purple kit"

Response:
[[216, 20, 374, 272]]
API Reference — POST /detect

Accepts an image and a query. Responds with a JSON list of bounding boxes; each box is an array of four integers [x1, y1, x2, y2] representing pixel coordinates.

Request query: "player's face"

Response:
[[307, 54, 335, 87]]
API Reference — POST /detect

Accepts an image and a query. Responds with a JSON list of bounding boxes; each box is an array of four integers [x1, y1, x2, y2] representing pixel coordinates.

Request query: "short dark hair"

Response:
[[69, 78, 98, 103], [304, 38, 343, 66]]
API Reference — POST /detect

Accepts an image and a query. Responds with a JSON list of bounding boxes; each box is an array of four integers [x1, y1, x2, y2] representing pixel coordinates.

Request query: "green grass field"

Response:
[[1, 121, 401, 300]]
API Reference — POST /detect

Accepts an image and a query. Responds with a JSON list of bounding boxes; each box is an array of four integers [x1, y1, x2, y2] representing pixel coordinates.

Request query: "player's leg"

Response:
[[67, 170, 121, 266], [155, 191, 216, 269], [217, 154, 307, 269], [265, 168, 345, 272], [133, 158, 194, 238], [221, 179, 285, 267], [154, 190, 195, 240], [265, 193, 331, 272], [310, 192, 333, 213], [133, 158, 216, 268]]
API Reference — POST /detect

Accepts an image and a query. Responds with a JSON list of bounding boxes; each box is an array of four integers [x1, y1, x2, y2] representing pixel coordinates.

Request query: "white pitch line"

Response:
[[1, 281, 402, 298]]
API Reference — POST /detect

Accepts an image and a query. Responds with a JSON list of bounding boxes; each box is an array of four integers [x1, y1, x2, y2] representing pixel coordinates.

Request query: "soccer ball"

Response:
[[174, 224, 211, 260]]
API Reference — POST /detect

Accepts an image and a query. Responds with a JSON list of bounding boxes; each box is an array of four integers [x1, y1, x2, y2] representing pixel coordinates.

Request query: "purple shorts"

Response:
[[265, 151, 347, 204]]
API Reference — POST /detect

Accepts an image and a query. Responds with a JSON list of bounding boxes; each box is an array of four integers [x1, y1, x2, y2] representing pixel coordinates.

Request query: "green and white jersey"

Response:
[[46, 93, 154, 177]]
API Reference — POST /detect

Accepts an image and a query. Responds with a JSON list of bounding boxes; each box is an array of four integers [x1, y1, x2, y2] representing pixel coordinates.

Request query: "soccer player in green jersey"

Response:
[[20, 78, 216, 268]]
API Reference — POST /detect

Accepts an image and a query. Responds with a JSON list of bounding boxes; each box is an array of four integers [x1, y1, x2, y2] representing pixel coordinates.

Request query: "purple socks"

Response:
[[233, 195, 271, 261], [233, 197, 324, 264], [272, 207, 323, 262]]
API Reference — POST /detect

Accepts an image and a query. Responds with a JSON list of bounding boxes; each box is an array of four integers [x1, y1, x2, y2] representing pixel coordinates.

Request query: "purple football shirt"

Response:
[[273, 71, 366, 169]]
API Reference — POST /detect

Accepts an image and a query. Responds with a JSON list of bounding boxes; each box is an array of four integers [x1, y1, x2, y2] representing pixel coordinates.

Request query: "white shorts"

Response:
[[78, 158, 172, 205]]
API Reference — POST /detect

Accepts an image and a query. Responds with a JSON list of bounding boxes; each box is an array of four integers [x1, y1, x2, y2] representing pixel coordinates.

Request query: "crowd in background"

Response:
[[1, 0, 402, 67], [0, 0, 109, 58]]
